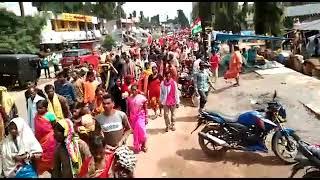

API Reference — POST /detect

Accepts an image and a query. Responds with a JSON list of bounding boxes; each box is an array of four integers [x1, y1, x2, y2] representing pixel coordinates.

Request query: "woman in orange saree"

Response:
[[224, 45, 243, 86], [34, 100, 57, 175]]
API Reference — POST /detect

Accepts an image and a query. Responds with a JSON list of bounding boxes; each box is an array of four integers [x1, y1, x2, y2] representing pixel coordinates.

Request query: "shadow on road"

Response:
[[175, 116, 197, 123], [180, 97, 194, 107], [147, 128, 166, 135], [176, 148, 286, 166], [213, 84, 234, 94]]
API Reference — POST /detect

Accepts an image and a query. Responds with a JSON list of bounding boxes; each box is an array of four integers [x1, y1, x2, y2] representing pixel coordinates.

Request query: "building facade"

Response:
[[1, 2, 104, 47]]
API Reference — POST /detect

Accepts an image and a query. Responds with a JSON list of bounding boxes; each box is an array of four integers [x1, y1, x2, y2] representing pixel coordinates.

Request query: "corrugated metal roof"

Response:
[[285, 3, 320, 17], [294, 19, 320, 30]]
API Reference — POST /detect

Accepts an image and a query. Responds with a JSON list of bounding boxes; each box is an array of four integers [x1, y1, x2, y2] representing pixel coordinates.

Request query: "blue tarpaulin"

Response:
[[241, 31, 255, 36], [213, 33, 290, 41]]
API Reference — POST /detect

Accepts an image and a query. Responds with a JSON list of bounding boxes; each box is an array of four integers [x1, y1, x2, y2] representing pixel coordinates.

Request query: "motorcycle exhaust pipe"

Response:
[[199, 132, 228, 146]]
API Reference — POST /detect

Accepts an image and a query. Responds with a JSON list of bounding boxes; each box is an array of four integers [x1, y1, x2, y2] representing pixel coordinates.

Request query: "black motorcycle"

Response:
[[191, 91, 299, 164], [178, 73, 195, 98], [289, 137, 320, 178]]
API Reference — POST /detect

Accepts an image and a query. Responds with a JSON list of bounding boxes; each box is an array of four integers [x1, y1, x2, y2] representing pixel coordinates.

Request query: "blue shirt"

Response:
[[41, 58, 49, 68], [54, 81, 76, 105], [195, 70, 210, 92]]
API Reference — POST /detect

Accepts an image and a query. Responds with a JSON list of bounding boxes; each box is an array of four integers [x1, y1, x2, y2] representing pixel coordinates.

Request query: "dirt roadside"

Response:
[[130, 69, 320, 178]]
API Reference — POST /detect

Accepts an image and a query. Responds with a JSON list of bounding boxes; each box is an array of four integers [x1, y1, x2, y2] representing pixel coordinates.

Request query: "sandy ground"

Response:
[[8, 67, 320, 178], [130, 70, 320, 178]]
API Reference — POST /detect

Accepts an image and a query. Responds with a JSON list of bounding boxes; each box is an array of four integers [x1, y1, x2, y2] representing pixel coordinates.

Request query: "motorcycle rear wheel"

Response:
[[302, 171, 320, 178], [198, 126, 228, 158]]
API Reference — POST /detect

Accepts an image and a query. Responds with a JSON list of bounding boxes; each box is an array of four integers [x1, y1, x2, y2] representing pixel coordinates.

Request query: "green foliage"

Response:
[[139, 11, 152, 28], [0, 9, 46, 54], [33, 2, 126, 20], [212, 2, 243, 33], [139, 11, 144, 22], [239, 2, 249, 30], [198, 2, 211, 29], [150, 14, 160, 26], [254, 2, 283, 36], [283, 17, 294, 29], [191, 3, 199, 22], [177, 10, 189, 28], [102, 34, 115, 51]]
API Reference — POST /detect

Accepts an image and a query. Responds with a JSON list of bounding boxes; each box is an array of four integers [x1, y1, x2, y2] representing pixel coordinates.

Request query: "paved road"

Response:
[[8, 68, 319, 178]]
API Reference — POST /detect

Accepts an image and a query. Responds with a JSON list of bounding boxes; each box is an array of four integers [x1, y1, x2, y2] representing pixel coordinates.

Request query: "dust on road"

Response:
[[8, 71, 319, 178], [132, 72, 319, 178]]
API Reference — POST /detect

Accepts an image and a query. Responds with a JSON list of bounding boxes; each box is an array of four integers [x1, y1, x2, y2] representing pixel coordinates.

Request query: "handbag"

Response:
[[15, 163, 38, 178]]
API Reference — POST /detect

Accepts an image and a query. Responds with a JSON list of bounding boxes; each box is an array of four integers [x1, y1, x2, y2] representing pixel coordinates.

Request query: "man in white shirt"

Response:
[[193, 54, 202, 75]]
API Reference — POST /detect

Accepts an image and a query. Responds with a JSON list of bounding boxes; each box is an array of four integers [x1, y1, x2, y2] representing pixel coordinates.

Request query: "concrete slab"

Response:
[[255, 67, 295, 75]]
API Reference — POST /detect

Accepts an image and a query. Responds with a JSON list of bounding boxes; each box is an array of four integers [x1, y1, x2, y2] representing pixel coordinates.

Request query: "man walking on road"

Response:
[[95, 94, 132, 149], [44, 84, 70, 120], [54, 71, 76, 110], [27, 87, 45, 131], [160, 71, 180, 132], [194, 61, 214, 113]]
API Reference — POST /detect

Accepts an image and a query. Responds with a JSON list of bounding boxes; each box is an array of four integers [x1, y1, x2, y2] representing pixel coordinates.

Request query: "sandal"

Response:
[[142, 146, 148, 153], [171, 125, 176, 131]]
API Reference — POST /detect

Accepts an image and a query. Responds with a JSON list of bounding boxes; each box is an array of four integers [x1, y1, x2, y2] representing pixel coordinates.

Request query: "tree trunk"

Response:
[[19, 2, 25, 17]]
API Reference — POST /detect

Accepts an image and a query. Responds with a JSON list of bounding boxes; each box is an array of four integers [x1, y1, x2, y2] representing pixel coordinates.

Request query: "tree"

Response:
[[19, 2, 25, 16], [191, 3, 199, 21], [239, 2, 249, 30], [132, 10, 136, 18], [33, 2, 125, 20], [102, 34, 115, 51], [0, 9, 46, 54], [254, 2, 284, 36], [115, 3, 126, 19], [283, 17, 294, 29], [212, 2, 242, 33], [92, 2, 117, 20], [139, 11, 144, 22], [177, 9, 189, 28], [150, 14, 160, 26], [138, 11, 152, 28], [198, 2, 211, 30]]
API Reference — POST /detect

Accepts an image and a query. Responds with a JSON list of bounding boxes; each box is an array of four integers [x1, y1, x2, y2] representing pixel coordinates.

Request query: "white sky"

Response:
[[123, 2, 193, 23]]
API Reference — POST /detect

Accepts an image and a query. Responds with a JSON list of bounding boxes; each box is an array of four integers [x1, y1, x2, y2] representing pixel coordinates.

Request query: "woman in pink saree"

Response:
[[34, 100, 57, 175], [127, 84, 148, 153]]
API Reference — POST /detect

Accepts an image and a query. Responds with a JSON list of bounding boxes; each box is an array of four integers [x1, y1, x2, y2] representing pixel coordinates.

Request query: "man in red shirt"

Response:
[[209, 50, 220, 83]]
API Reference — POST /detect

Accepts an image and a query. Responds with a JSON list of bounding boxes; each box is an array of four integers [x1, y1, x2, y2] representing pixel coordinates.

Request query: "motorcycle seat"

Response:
[[207, 111, 238, 123]]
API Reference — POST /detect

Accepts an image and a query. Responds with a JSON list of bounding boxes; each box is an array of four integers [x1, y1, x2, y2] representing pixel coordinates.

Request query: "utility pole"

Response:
[[198, 2, 211, 61], [118, 3, 123, 47], [82, 2, 88, 41]]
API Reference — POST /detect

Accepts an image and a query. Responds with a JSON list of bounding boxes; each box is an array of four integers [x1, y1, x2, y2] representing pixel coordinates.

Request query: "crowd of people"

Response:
[[0, 29, 244, 178]]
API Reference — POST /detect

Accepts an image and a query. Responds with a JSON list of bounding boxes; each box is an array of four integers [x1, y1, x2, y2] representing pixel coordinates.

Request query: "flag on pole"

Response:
[[191, 18, 202, 35]]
